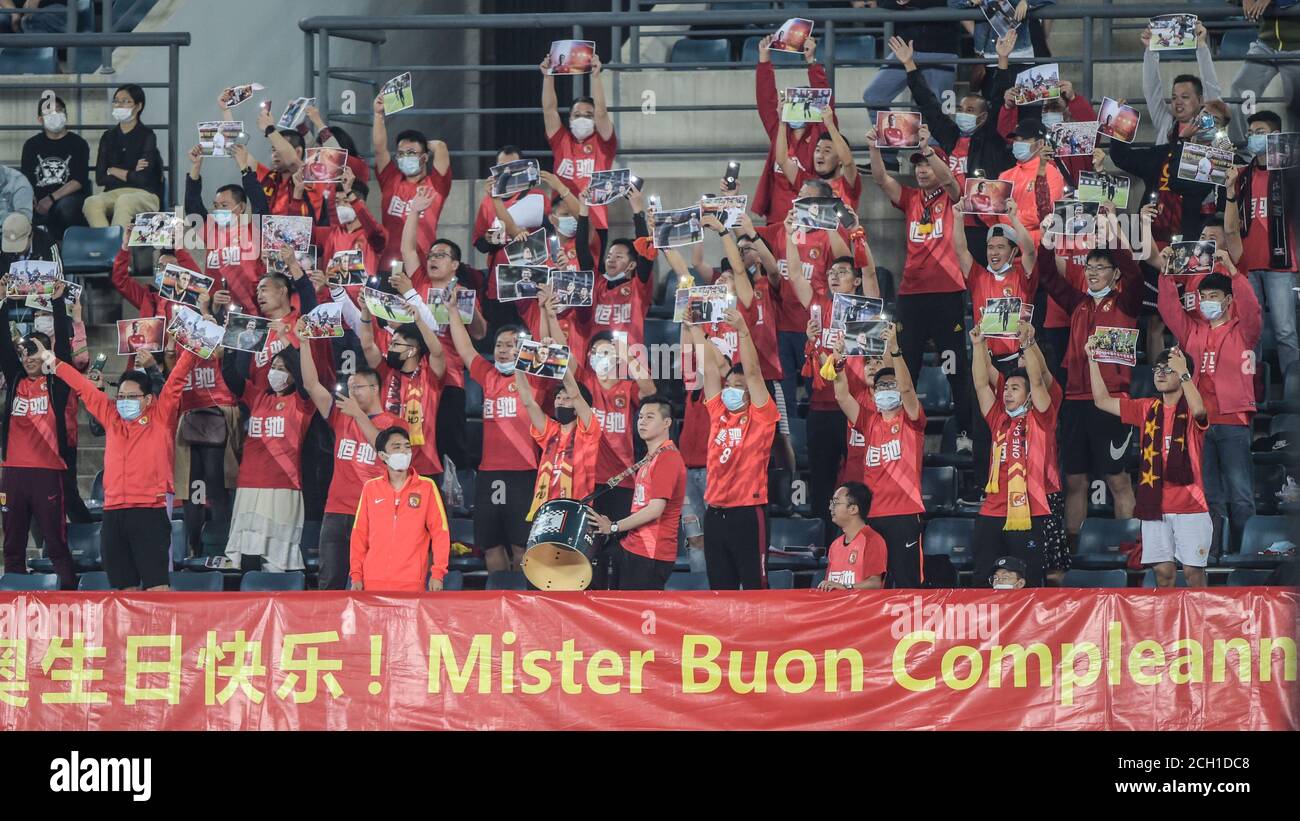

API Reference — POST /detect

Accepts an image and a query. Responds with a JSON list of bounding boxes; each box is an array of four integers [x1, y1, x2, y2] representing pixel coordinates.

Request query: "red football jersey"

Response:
[[531, 415, 602, 505], [703, 393, 779, 507], [4, 376, 65, 470], [325, 406, 404, 515], [591, 274, 651, 347], [470, 356, 539, 471], [377, 162, 452, 266], [177, 359, 237, 412], [677, 390, 709, 469], [758, 222, 832, 334], [236, 391, 315, 490], [894, 185, 964, 295], [738, 278, 783, 380], [968, 260, 1036, 357], [621, 443, 687, 562], [980, 404, 1053, 518], [852, 403, 927, 518], [826, 525, 888, 586], [582, 375, 640, 487], [548, 128, 618, 230]]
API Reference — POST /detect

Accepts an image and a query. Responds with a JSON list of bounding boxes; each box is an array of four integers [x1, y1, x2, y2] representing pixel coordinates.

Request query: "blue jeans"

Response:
[[862, 52, 958, 122], [19, 5, 68, 33], [1228, 41, 1300, 145], [1202, 423, 1256, 552], [1248, 269, 1299, 375], [776, 330, 805, 426]]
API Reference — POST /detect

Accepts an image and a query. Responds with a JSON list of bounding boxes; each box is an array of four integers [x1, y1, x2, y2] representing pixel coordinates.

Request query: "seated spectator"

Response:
[[0, 1, 69, 33], [83, 84, 163, 229], [1, 213, 55, 275], [350, 426, 451, 592], [22, 95, 89, 243], [818, 481, 887, 591], [989, 556, 1028, 590]]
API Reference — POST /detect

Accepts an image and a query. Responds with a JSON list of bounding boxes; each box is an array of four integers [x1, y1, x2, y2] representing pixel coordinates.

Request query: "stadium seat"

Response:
[[1142, 569, 1188, 588], [486, 570, 528, 591], [86, 469, 105, 519], [1062, 569, 1129, 589], [1129, 365, 1156, 399], [788, 416, 809, 470], [768, 517, 822, 570], [0, 47, 58, 75], [1253, 463, 1286, 515], [450, 469, 475, 517], [834, 35, 876, 63], [239, 571, 306, 591], [1227, 568, 1275, 587], [66, 521, 102, 572], [644, 318, 677, 350], [741, 35, 805, 65], [921, 466, 957, 515], [464, 377, 483, 418], [60, 227, 124, 275], [916, 367, 953, 414], [1220, 515, 1293, 568], [0, 573, 59, 591], [465, 417, 483, 466], [170, 519, 187, 565], [442, 570, 465, 591], [810, 568, 826, 587], [169, 571, 224, 592], [929, 415, 974, 468], [669, 38, 731, 64], [1074, 517, 1139, 570], [77, 572, 111, 591], [766, 569, 794, 589], [923, 517, 974, 571], [1218, 28, 1257, 59], [1269, 414, 1299, 436], [666, 572, 710, 591]]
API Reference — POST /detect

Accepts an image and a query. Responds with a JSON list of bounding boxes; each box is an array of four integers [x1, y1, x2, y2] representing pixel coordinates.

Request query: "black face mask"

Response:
[[385, 350, 406, 369], [554, 406, 577, 425]]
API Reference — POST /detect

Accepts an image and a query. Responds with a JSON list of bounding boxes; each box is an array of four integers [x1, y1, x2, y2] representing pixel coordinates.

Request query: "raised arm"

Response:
[[821, 106, 857, 185], [443, 286, 482, 368], [782, 213, 814, 308], [1020, 325, 1052, 413], [865, 129, 903, 205], [685, 321, 721, 401], [371, 94, 391, 174], [354, 299, 384, 370], [590, 55, 614, 141], [540, 55, 562, 139], [294, 316, 335, 418], [562, 364, 594, 426], [727, 306, 769, 407], [969, 327, 997, 418], [773, 113, 798, 185], [514, 367, 548, 431], [883, 323, 920, 421], [1085, 340, 1121, 416], [950, 201, 975, 276]]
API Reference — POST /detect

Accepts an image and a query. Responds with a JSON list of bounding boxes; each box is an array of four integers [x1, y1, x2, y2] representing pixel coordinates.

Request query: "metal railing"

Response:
[[0, 32, 191, 207], [301, 2, 1297, 161]]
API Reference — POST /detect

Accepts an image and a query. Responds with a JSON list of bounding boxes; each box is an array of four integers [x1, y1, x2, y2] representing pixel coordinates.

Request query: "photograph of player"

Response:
[[962, 178, 1014, 215], [652, 205, 704, 248], [128, 211, 181, 247], [1176, 142, 1231, 186], [3, 259, 59, 298], [495, 264, 549, 302], [115, 317, 165, 355], [490, 159, 541, 198], [1076, 171, 1131, 209], [221, 312, 272, 354], [584, 168, 631, 206], [1096, 97, 1140, 143], [167, 306, 223, 359], [1050, 122, 1098, 157], [873, 111, 922, 148], [259, 215, 313, 257], [1147, 14, 1197, 51], [546, 39, 595, 75], [303, 147, 347, 184], [1163, 240, 1217, 276], [781, 87, 832, 124], [380, 71, 414, 113], [549, 268, 594, 308], [1011, 63, 1061, 105], [1088, 325, 1140, 367], [770, 17, 813, 53]]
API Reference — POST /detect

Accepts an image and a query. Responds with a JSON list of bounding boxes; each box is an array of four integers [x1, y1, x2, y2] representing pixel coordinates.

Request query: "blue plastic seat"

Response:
[[1227, 568, 1275, 587], [834, 35, 877, 63], [923, 517, 974, 571], [0, 47, 58, 75], [928, 415, 974, 468], [787, 416, 809, 470], [666, 572, 710, 591], [169, 571, 224, 591], [60, 227, 124, 275], [810, 569, 826, 587], [1269, 414, 1299, 436], [170, 519, 187, 565], [239, 571, 306, 591], [643, 318, 677, 350], [486, 570, 528, 591], [767, 569, 794, 589], [449, 517, 486, 572], [77, 571, 111, 591], [669, 38, 731, 65], [916, 367, 953, 414], [0, 573, 59, 591], [1142, 569, 1189, 588], [441, 570, 465, 591], [463, 376, 483, 418], [767, 516, 823, 570], [1220, 515, 1294, 568], [1074, 517, 1140, 570], [1062, 569, 1129, 588], [921, 466, 958, 515], [1218, 28, 1258, 59]]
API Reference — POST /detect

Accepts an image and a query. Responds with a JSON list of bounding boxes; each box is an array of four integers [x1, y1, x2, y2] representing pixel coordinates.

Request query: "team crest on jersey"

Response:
[[890, 424, 900, 434], [137, 416, 149, 426], [809, 248, 819, 260], [614, 396, 627, 409], [507, 383, 517, 393], [620, 286, 630, 296], [276, 402, 285, 411], [849, 551, 858, 564], [409, 494, 422, 508], [582, 144, 593, 154], [1102, 303, 1112, 312]]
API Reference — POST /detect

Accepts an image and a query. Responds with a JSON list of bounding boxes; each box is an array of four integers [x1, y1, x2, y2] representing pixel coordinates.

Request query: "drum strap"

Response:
[[581, 442, 676, 504]]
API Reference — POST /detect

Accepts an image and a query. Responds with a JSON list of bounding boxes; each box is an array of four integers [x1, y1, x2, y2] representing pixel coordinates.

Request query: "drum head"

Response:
[[521, 541, 593, 591]]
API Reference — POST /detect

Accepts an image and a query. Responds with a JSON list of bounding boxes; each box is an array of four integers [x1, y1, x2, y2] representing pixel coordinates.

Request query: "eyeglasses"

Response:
[[1152, 365, 1176, 376], [828, 498, 849, 509], [427, 251, 452, 261], [117, 393, 145, 401], [1083, 265, 1114, 274]]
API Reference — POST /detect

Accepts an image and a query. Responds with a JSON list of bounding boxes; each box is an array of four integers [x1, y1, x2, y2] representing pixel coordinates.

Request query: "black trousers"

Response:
[[317, 512, 354, 590], [973, 514, 1049, 588], [618, 547, 674, 591], [868, 513, 925, 588], [703, 504, 768, 590], [897, 291, 970, 428], [437, 385, 468, 471], [32, 192, 87, 244], [591, 486, 633, 590], [2, 466, 74, 590], [60, 445, 93, 524], [808, 408, 847, 535], [183, 443, 232, 555]]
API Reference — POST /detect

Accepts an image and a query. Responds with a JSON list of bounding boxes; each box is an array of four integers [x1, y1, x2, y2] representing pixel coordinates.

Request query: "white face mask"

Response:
[[494, 360, 516, 376], [992, 583, 1017, 590], [589, 352, 616, 376], [33, 315, 54, 336], [384, 451, 412, 472], [1087, 285, 1112, 299], [556, 215, 578, 237], [111, 106, 134, 123], [43, 111, 66, 132], [336, 205, 357, 226], [1042, 112, 1065, 128], [1007, 402, 1030, 418], [570, 117, 595, 140], [988, 260, 1012, 276], [267, 369, 292, 393], [211, 209, 236, 227], [396, 155, 423, 176]]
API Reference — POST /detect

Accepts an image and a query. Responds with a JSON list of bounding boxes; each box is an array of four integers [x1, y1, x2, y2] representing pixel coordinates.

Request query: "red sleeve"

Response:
[[644, 451, 682, 502], [377, 161, 399, 196], [355, 203, 387, 252], [1118, 397, 1148, 427], [468, 353, 492, 385], [54, 360, 113, 424], [1158, 273, 1191, 342], [862, 530, 888, 581], [429, 164, 453, 198], [174, 248, 202, 274], [998, 103, 1018, 141], [1034, 173, 1053, 222], [156, 349, 198, 427], [425, 478, 451, 581], [547, 128, 567, 158], [1067, 94, 1097, 124], [983, 404, 1006, 432], [755, 62, 779, 138], [531, 417, 558, 445], [891, 185, 915, 214], [110, 247, 151, 311], [349, 481, 372, 584], [754, 393, 781, 422], [597, 128, 618, 156]]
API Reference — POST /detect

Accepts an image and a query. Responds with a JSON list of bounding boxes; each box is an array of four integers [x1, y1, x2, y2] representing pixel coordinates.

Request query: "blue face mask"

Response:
[[1042, 112, 1064, 128], [955, 112, 978, 135], [1012, 141, 1035, 162], [116, 399, 142, 420], [875, 389, 902, 411], [211, 210, 235, 227], [1087, 285, 1112, 299], [556, 216, 578, 237], [1247, 134, 1269, 155], [1007, 403, 1030, 418], [787, 121, 805, 130], [494, 361, 516, 376], [1199, 300, 1224, 321], [721, 387, 747, 412]]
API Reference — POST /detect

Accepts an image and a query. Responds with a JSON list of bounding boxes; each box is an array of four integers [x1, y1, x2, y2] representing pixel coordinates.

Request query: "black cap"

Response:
[[989, 556, 1027, 582], [908, 146, 947, 165], [1012, 118, 1046, 140]]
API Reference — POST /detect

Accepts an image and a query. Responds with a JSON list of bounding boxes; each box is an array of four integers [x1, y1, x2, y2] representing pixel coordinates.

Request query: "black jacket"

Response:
[[0, 292, 73, 464], [906, 66, 1015, 181]]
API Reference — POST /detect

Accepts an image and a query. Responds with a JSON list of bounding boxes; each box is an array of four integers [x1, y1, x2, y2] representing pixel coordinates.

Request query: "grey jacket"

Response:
[[1142, 43, 1223, 146], [0, 165, 34, 222]]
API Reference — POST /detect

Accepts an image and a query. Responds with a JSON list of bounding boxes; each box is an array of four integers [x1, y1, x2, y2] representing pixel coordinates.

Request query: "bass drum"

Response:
[[520, 498, 599, 591]]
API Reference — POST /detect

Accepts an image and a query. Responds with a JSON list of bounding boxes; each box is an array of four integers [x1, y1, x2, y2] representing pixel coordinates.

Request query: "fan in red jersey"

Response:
[[818, 482, 887, 590]]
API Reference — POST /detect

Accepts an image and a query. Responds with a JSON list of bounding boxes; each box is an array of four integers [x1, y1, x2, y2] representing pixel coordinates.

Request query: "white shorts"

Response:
[[1140, 513, 1213, 568]]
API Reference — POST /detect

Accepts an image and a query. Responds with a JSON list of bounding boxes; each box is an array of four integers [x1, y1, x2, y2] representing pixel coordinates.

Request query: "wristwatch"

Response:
[[263, 124, 276, 137], [1180, 372, 1192, 383], [890, 349, 902, 357], [609, 521, 620, 534]]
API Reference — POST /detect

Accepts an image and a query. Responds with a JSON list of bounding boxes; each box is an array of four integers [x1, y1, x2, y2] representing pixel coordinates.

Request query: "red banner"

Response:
[[0, 589, 1294, 730]]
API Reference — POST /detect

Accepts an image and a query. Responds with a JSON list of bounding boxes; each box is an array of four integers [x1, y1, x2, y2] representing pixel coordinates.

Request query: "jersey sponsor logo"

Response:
[[336, 438, 377, 465], [11, 395, 49, 416], [387, 195, 409, 218], [594, 302, 633, 325], [908, 216, 944, 243], [865, 439, 903, 467], [183, 368, 218, 391], [484, 395, 519, 419], [555, 157, 596, 179], [594, 407, 627, 433], [249, 415, 286, 438]]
